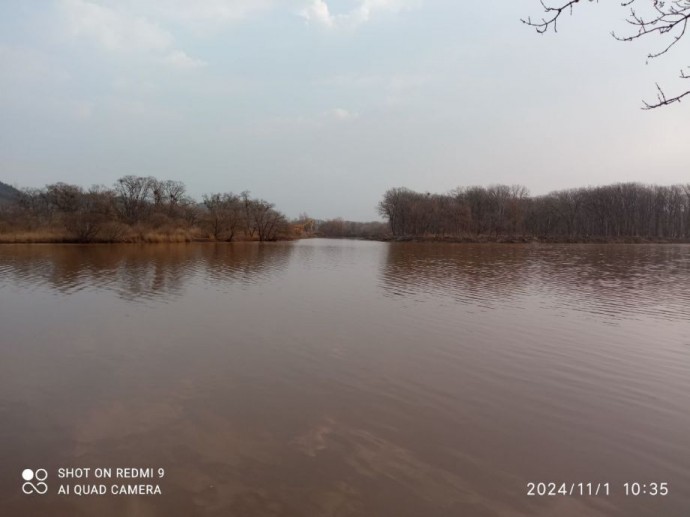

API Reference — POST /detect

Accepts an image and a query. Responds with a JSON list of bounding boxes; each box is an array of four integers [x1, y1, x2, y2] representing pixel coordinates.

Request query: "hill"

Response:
[[0, 181, 20, 204]]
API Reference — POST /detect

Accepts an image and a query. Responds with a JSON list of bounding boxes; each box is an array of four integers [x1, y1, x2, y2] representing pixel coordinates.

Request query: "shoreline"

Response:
[[320, 235, 690, 245], [0, 232, 295, 244], [3, 235, 687, 245]]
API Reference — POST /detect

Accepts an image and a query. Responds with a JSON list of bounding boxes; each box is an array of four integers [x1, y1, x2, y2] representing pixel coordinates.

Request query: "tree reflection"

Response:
[[0, 243, 295, 302], [380, 243, 690, 320]]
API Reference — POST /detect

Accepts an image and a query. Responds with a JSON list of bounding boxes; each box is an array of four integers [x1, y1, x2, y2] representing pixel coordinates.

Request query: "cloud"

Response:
[[144, 0, 276, 27], [163, 50, 207, 69], [59, 0, 421, 53], [329, 108, 359, 121], [300, 0, 420, 28], [300, 0, 334, 28], [60, 0, 173, 52], [350, 0, 419, 25], [59, 0, 205, 68]]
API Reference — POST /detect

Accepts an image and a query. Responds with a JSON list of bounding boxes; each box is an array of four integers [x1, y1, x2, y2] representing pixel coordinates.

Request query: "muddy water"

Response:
[[0, 240, 688, 516]]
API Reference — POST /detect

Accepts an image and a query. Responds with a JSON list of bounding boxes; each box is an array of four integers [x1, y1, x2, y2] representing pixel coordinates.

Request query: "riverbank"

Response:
[[4, 227, 688, 245], [0, 228, 295, 244], [356, 234, 690, 244]]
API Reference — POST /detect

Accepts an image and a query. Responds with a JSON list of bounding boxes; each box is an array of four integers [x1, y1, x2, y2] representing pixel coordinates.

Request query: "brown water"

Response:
[[0, 240, 688, 517]]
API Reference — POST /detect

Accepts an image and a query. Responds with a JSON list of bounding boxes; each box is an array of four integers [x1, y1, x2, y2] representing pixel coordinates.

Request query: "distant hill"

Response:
[[0, 181, 21, 204]]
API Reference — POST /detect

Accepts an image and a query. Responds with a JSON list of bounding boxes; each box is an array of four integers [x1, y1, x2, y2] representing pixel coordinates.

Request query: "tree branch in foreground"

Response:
[[522, 0, 690, 109]]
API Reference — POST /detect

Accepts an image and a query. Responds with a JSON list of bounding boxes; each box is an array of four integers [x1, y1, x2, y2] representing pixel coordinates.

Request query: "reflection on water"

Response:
[[0, 243, 294, 302], [0, 240, 688, 517], [381, 243, 690, 320]]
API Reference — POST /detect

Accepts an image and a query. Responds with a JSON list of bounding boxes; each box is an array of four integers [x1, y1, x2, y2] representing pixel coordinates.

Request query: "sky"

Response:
[[1, 0, 689, 220]]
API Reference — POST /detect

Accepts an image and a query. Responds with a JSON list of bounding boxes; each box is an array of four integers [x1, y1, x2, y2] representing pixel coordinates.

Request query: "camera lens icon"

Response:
[[22, 468, 48, 495]]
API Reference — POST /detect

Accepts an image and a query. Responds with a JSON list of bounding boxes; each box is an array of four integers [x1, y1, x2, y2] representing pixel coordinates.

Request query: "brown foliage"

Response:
[[379, 183, 690, 242], [0, 176, 294, 243]]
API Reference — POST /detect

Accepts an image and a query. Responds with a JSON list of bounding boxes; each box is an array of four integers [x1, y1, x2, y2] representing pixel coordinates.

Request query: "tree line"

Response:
[[0, 175, 290, 243], [316, 218, 389, 239], [378, 183, 690, 241]]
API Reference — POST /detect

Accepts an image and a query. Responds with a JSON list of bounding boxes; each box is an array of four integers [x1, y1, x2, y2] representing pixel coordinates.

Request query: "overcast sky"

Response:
[[1, 1, 689, 220]]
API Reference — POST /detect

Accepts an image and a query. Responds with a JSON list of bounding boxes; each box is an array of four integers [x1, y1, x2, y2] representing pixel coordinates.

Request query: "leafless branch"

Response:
[[524, 0, 690, 109], [642, 69, 690, 109], [521, 0, 593, 33]]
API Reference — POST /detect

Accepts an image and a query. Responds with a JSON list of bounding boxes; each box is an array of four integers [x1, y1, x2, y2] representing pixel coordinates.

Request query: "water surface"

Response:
[[0, 240, 688, 516]]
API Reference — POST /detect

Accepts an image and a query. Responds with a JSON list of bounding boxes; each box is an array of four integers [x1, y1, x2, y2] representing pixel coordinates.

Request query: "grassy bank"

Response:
[[0, 176, 294, 243], [375, 235, 690, 244], [0, 226, 293, 244]]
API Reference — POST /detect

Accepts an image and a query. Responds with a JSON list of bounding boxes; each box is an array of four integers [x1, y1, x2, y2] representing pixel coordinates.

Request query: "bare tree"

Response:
[[62, 186, 117, 242], [249, 199, 287, 241], [379, 183, 690, 241], [45, 183, 83, 213], [16, 187, 53, 226], [152, 179, 187, 217], [240, 191, 256, 238], [378, 187, 416, 236], [202, 193, 244, 241], [114, 175, 155, 223], [523, 0, 690, 108], [1, 176, 293, 243], [318, 218, 390, 239]]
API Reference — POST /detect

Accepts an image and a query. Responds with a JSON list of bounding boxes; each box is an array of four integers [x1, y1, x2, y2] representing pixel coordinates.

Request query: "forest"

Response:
[[315, 218, 389, 240], [0, 176, 290, 243], [3, 178, 690, 244], [377, 183, 690, 242]]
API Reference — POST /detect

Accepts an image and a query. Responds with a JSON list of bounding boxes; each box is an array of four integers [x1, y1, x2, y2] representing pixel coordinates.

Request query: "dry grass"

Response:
[[137, 228, 195, 243], [0, 230, 71, 243], [0, 226, 249, 244]]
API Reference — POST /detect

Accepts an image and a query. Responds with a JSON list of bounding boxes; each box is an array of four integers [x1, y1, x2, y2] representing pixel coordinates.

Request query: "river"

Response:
[[0, 240, 688, 516]]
